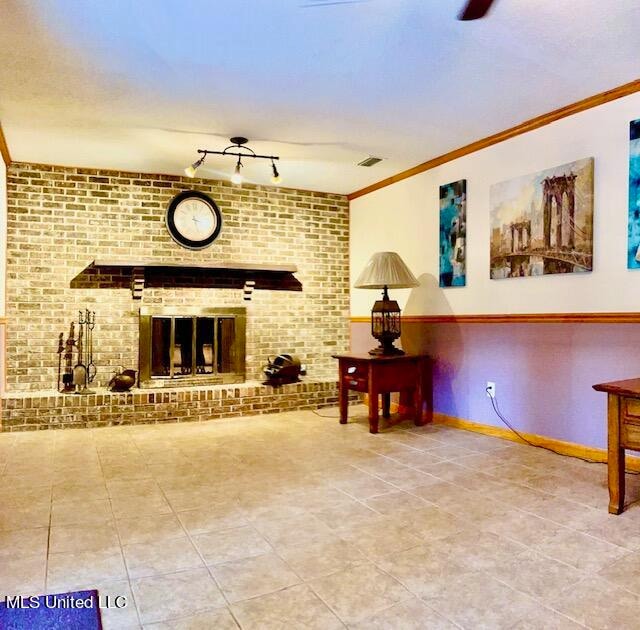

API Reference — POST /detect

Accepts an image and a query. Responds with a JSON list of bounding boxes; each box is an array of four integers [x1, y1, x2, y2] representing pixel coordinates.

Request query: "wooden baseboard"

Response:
[[433, 411, 640, 472]]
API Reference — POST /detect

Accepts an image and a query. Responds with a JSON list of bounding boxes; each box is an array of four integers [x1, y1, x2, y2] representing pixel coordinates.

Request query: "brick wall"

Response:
[[4, 162, 350, 393]]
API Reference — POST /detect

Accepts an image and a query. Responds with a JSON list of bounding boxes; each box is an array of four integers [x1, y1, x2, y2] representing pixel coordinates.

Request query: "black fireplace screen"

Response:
[[139, 308, 246, 387]]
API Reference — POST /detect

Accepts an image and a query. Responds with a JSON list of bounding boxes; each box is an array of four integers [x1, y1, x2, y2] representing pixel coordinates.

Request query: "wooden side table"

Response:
[[593, 378, 640, 514], [332, 353, 431, 434]]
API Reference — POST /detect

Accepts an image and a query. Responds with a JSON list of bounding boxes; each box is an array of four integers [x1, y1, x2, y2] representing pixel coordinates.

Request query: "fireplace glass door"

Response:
[[140, 307, 246, 387]]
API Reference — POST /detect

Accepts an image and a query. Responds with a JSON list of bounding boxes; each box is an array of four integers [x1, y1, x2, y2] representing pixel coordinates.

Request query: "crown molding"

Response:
[[348, 78, 640, 201]]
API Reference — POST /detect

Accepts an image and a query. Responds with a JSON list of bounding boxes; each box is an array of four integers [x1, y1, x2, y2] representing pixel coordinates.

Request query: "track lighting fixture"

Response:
[[184, 137, 281, 185]]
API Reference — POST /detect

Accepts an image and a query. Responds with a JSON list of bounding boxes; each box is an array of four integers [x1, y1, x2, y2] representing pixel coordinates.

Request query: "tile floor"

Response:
[[2, 405, 640, 629]]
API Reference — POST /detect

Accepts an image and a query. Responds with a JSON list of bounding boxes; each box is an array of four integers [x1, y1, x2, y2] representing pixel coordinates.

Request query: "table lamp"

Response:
[[354, 251, 418, 355]]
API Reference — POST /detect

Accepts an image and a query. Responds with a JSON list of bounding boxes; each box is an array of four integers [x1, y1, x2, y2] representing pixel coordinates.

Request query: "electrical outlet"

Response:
[[486, 381, 496, 398]]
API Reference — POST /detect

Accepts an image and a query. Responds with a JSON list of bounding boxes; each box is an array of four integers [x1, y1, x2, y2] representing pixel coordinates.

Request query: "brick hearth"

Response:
[[1, 379, 358, 431]]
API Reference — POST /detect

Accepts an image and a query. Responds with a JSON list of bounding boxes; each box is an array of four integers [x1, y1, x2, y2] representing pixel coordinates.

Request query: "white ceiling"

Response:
[[0, 0, 639, 194]]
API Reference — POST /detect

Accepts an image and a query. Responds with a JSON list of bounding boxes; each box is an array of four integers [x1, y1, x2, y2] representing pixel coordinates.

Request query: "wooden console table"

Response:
[[333, 353, 431, 434], [593, 378, 640, 514]]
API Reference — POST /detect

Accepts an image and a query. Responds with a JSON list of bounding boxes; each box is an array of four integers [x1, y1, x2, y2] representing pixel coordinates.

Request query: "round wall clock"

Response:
[[165, 190, 223, 250]]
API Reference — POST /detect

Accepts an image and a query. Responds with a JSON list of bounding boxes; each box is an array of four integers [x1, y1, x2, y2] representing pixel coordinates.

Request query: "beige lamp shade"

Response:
[[354, 252, 419, 289]]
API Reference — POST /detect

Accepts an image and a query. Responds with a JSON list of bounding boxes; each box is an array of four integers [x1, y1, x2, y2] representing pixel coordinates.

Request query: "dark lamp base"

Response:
[[369, 343, 405, 356]]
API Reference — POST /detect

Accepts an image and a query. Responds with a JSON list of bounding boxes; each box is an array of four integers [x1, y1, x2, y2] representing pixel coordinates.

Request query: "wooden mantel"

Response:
[[90, 259, 299, 299]]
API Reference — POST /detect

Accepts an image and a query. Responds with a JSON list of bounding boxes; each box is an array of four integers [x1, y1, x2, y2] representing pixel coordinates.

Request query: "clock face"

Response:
[[166, 191, 222, 249]]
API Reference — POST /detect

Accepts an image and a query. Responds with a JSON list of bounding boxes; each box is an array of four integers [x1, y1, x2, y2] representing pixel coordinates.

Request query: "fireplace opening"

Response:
[[139, 307, 246, 387]]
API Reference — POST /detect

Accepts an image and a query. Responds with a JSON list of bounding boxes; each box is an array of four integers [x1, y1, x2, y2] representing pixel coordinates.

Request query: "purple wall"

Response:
[[351, 321, 640, 449]]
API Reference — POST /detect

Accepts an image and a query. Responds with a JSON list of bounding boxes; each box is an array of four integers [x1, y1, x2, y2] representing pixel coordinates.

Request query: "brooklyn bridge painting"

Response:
[[490, 157, 594, 279]]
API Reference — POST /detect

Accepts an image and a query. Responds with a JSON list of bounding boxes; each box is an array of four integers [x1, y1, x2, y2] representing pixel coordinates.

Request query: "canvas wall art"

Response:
[[439, 179, 466, 287], [628, 119, 640, 269], [489, 157, 594, 279]]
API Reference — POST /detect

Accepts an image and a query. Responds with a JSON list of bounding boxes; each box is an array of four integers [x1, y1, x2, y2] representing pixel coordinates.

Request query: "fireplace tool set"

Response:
[[57, 309, 97, 394]]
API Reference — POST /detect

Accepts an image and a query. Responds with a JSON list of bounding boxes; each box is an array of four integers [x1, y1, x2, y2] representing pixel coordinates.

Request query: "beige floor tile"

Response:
[[339, 517, 422, 561], [328, 469, 396, 499], [521, 494, 604, 530], [386, 448, 446, 469], [375, 466, 442, 491], [380, 432, 444, 451], [549, 575, 640, 628], [2, 484, 52, 505], [286, 486, 356, 512], [364, 490, 428, 515], [579, 511, 640, 550], [598, 550, 640, 595], [47, 548, 127, 592], [424, 444, 477, 460], [94, 580, 140, 630], [0, 553, 46, 596], [144, 607, 238, 630], [51, 498, 113, 527], [50, 523, 120, 554], [0, 527, 49, 560], [106, 479, 162, 498], [132, 568, 226, 624], [110, 494, 172, 519], [533, 528, 629, 573], [480, 508, 568, 547], [231, 583, 342, 629], [309, 562, 411, 624], [488, 548, 584, 599], [377, 543, 475, 599], [509, 607, 585, 629], [0, 503, 51, 530], [253, 513, 334, 548], [276, 538, 367, 579], [123, 536, 204, 579], [212, 552, 301, 603], [434, 492, 513, 522], [311, 499, 380, 530], [399, 505, 472, 541], [192, 525, 272, 565], [116, 513, 185, 545], [239, 498, 309, 523], [425, 570, 540, 629], [176, 503, 247, 536], [52, 480, 109, 502], [102, 463, 152, 481], [407, 479, 470, 508], [437, 528, 527, 572], [353, 456, 410, 479], [163, 486, 229, 512], [349, 598, 457, 629]]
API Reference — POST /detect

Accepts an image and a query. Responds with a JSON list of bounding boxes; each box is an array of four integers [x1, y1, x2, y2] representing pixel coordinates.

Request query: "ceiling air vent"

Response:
[[357, 156, 383, 167]]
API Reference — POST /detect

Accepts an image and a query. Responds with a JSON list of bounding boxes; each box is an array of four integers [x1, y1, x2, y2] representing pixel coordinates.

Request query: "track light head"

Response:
[[271, 161, 281, 185], [184, 155, 205, 178], [231, 158, 243, 185]]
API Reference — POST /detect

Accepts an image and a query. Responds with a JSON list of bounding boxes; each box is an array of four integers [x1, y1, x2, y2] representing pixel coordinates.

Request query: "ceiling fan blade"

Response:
[[458, 0, 495, 20]]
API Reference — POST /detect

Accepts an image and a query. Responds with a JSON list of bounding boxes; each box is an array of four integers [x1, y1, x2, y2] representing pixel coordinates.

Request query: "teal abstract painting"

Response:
[[628, 119, 640, 268], [439, 180, 466, 287]]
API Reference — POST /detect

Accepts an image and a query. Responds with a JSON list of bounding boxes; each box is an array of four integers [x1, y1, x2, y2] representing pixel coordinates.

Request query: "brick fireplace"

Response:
[[1, 163, 351, 430]]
